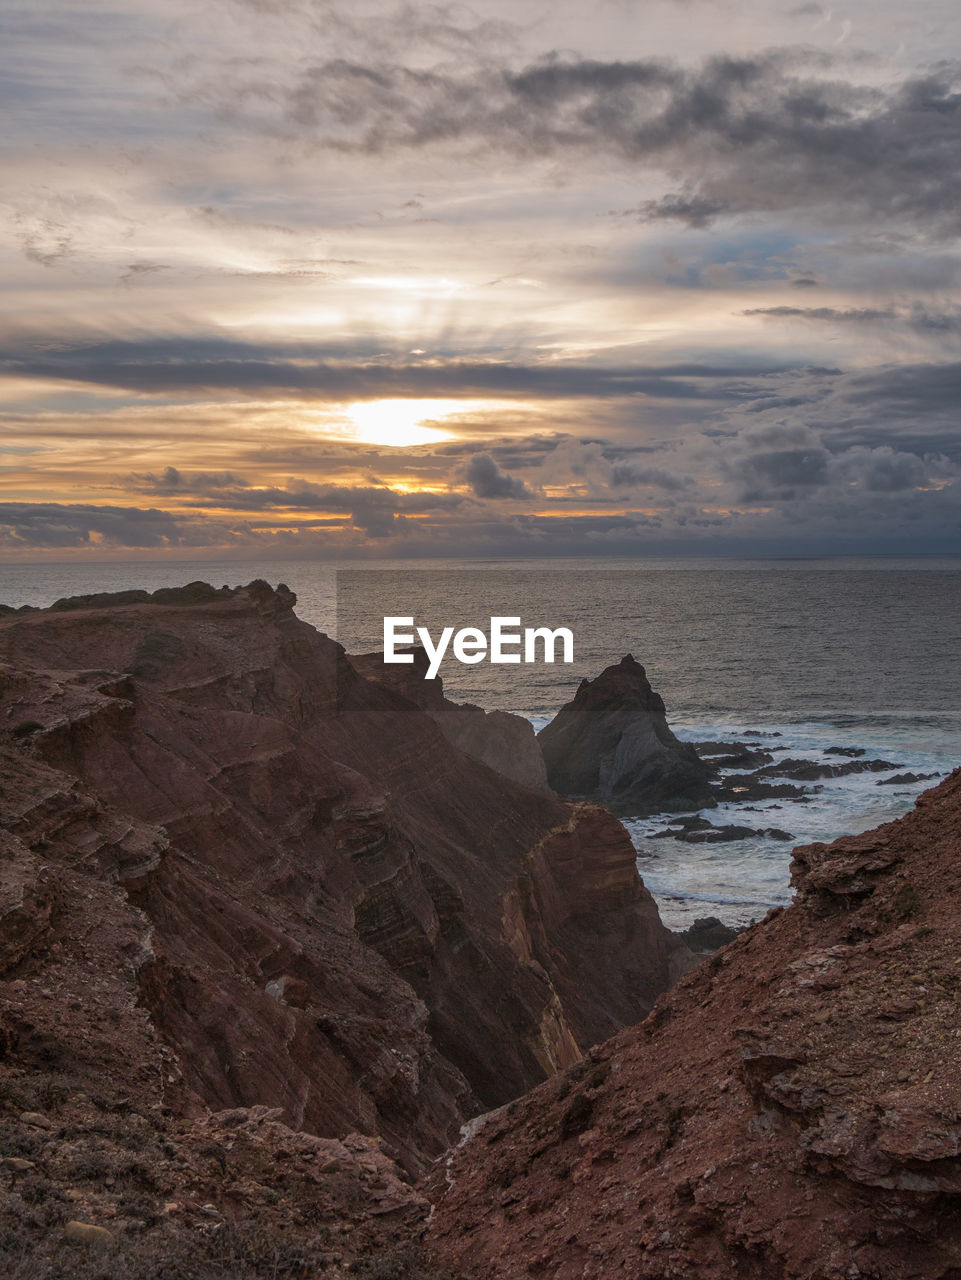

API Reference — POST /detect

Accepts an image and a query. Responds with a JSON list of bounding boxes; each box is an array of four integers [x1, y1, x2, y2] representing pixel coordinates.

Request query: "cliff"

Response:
[[0, 581, 687, 1192], [537, 654, 713, 815], [350, 646, 550, 793], [427, 768, 961, 1280]]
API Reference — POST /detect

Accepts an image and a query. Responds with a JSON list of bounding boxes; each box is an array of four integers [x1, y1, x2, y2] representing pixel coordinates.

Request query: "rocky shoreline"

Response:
[[1, 582, 957, 1278]]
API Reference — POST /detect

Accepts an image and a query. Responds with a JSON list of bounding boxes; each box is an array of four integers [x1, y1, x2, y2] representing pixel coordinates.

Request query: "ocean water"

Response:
[[2, 556, 959, 929]]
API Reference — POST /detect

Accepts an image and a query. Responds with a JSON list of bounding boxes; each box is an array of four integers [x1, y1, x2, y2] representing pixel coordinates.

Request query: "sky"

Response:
[[2, 0, 961, 560]]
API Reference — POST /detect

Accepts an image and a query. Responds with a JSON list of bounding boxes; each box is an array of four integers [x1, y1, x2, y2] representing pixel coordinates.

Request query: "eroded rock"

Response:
[[537, 655, 713, 815], [427, 769, 961, 1280]]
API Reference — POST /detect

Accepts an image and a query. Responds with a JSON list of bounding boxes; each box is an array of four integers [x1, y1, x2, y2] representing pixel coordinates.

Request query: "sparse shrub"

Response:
[[1, 1222, 316, 1280], [0, 1069, 77, 1113], [349, 1248, 458, 1280]]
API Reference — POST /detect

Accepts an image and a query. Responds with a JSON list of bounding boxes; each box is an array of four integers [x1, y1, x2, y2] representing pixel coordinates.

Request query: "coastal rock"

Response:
[[675, 916, 743, 952], [537, 655, 713, 815], [0, 582, 686, 1180], [350, 647, 549, 793], [427, 769, 961, 1279], [651, 821, 795, 844], [694, 741, 776, 769], [878, 771, 940, 786], [716, 774, 813, 803], [754, 756, 902, 782]]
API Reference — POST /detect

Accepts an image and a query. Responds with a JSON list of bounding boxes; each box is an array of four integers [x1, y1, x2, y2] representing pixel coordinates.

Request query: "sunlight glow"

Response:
[[347, 399, 463, 447]]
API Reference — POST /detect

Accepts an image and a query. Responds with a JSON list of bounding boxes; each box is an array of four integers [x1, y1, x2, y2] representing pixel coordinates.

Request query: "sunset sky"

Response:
[[3, 0, 961, 558]]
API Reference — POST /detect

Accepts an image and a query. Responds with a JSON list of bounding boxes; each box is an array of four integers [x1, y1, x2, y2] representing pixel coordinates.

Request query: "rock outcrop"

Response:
[[0, 582, 687, 1190], [538, 654, 713, 815], [427, 768, 961, 1280], [350, 646, 550, 793]]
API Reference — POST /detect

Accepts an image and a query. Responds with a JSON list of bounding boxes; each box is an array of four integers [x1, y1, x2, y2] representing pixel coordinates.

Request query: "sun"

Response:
[[347, 399, 463, 448]]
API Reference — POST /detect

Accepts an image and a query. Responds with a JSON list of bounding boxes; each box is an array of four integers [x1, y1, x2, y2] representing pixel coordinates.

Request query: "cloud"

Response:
[[744, 304, 961, 333], [738, 446, 830, 492], [130, 466, 250, 494], [744, 306, 897, 323], [706, 360, 961, 462], [3, 436, 959, 559], [609, 463, 690, 491], [119, 261, 172, 286], [627, 193, 730, 228], [0, 501, 215, 549], [123, 470, 466, 538], [0, 335, 778, 401], [836, 445, 930, 492], [204, 49, 961, 237], [462, 452, 532, 498], [18, 219, 74, 268]]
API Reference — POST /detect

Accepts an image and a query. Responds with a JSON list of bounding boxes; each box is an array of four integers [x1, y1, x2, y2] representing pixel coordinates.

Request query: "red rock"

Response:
[[427, 768, 961, 1279], [0, 581, 687, 1178], [350, 646, 550, 792]]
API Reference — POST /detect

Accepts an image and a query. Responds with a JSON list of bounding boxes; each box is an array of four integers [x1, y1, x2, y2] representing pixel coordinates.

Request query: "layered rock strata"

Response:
[[0, 582, 687, 1185], [428, 768, 961, 1280], [350, 646, 549, 792]]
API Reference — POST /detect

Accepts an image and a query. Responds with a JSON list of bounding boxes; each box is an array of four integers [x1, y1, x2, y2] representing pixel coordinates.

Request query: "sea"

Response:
[[2, 555, 959, 931]]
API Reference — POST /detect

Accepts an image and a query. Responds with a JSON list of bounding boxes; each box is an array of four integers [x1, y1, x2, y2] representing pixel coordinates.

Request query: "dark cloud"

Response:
[[214, 49, 961, 236], [744, 306, 897, 323], [745, 304, 961, 333], [609, 463, 689, 490], [3, 454, 959, 557], [843, 446, 929, 492], [715, 365, 961, 465], [0, 335, 780, 401], [436, 437, 561, 468], [627, 194, 730, 228], [740, 447, 830, 490], [123, 471, 466, 539], [0, 502, 213, 549], [130, 466, 250, 493], [840, 362, 961, 425], [462, 452, 532, 499]]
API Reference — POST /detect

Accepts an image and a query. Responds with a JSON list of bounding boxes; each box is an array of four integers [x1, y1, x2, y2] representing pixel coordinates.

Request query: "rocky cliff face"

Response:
[[537, 654, 713, 815], [427, 767, 961, 1280], [350, 647, 550, 793], [0, 582, 687, 1187]]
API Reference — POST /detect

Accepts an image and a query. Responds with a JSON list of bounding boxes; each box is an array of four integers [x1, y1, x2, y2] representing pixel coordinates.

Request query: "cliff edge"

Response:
[[0, 582, 687, 1187], [350, 646, 550, 793], [428, 767, 961, 1280]]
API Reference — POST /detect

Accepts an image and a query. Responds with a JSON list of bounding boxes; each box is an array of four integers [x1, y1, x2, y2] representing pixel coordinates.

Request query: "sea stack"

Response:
[[537, 654, 713, 815]]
